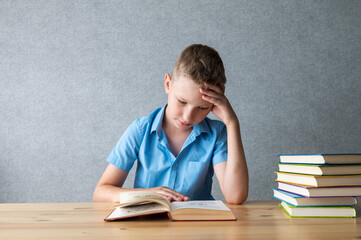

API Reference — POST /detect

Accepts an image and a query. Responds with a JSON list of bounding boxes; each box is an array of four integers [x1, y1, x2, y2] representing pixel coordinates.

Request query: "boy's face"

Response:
[[164, 73, 213, 132]]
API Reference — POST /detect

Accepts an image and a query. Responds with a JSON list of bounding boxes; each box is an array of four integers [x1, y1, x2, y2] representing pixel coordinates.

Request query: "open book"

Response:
[[104, 191, 236, 221]]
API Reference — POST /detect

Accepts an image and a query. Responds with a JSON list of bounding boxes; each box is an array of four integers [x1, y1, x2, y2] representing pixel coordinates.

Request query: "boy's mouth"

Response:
[[178, 119, 192, 127]]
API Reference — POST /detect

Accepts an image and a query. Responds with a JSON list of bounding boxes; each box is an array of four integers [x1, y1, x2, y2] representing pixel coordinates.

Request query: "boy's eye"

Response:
[[178, 99, 186, 104], [199, 106, 210, 110]]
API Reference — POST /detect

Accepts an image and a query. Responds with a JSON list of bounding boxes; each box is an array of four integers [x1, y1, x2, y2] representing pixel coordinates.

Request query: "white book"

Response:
[[278, 154, 361, 164]]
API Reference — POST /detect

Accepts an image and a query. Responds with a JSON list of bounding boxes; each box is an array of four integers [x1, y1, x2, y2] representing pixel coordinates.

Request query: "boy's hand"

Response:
[[200, 82, 238, 127], [144, 186, 189, 202]]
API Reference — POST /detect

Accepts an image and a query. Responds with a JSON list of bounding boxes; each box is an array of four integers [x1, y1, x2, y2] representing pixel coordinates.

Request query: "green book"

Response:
[[279, 201, 356, 218]]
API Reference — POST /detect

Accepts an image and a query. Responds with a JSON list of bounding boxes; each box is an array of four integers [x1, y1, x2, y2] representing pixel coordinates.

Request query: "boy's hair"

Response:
[[172, 44, 226, 86]]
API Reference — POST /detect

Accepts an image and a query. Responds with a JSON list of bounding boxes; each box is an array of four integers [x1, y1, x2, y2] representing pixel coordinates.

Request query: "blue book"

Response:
[[272, 188, 358, 207], [278, 153, 361, 165]]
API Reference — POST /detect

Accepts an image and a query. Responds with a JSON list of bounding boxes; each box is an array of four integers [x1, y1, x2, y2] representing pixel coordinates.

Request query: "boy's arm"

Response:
[[93, 164, 129, 202], [93, 164, 189, 202], [200, 83, 249, 204]]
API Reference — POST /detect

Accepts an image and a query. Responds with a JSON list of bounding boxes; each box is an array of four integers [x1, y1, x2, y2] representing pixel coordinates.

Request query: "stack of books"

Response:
[[273, 153, 361, 218]]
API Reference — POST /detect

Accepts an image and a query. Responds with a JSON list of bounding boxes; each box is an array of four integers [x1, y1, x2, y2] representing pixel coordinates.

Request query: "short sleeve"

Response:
[[106, 119, 143, 171], [212, 125, 228, 165]]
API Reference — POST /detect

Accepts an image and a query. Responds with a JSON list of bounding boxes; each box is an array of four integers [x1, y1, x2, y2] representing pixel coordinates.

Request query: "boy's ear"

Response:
[[164, 73, 172, 94]]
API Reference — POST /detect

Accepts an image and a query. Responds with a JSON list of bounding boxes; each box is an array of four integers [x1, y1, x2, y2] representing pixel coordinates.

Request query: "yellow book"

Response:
[[104, 191, 236, 221], [275, 171, 361, 187], [278, 163, 361, 175]]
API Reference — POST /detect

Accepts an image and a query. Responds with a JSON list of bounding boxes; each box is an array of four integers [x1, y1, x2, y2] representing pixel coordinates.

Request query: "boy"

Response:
[[93, 44, 248, 204]]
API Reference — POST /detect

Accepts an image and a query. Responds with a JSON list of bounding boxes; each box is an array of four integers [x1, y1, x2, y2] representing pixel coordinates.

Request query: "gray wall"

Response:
[[1, 0, 360, 203]]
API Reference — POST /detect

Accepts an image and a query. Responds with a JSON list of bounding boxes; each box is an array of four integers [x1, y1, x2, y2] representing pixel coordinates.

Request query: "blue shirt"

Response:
[[107, 106, 228, 200]]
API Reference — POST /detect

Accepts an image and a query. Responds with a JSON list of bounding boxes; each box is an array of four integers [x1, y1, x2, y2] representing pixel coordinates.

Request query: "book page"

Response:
[[170, 200, 230, 212], [107, 203, 168, 220], [116, 191, 171, 210]]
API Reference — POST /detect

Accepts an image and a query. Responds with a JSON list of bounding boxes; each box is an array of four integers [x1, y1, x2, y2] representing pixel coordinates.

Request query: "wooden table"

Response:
[[1, 200, 360, 239]]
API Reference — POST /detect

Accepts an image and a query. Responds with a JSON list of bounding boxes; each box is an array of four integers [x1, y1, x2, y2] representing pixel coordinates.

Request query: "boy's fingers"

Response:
[[167, 189, 188, 201], [200, 87, 224, 100], [203, 82, 224, 94], [157, 187, 188, 201], [202, 95, 223, 106], [156, 191, 177, 200]]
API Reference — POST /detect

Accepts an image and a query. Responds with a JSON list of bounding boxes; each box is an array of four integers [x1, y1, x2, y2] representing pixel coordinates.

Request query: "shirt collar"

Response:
[[150, 105, 212, 137], [150, 105, 166, 138], [192, 117, 211, 136]]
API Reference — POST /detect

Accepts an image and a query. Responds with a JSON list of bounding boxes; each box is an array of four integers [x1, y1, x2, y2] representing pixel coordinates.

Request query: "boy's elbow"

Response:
[[225, 192, 248, 205], [93, 193, 99, 202], [92, 190, 98, 202], [93, 186, 101, 202]]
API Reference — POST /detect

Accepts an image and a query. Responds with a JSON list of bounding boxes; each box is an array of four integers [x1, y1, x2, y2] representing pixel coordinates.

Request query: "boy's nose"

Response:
[[183, 107, 195, 123]]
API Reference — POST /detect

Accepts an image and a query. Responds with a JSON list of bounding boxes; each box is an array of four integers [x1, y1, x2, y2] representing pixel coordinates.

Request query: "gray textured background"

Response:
[[1, 0, 361, 203]]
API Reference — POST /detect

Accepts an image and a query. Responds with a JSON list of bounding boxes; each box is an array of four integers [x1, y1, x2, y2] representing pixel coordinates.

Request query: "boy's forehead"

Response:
[[173, 76, 212, 106], [173, 74, 199, 88], [173, 73, 198, 86]]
